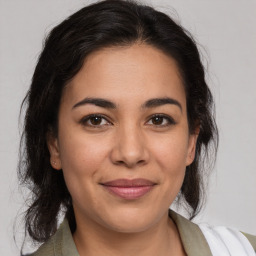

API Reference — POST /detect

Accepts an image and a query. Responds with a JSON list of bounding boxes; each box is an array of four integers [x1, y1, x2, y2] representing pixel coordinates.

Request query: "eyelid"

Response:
[[80, 114, 112, 128], [146, 114, 176, 126], [80, 113, 176, 128]]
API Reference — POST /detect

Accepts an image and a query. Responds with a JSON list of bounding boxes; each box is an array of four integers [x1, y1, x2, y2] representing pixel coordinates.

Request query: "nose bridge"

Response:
[[111, 122, 149, 168], [121, 123, 142, 151]]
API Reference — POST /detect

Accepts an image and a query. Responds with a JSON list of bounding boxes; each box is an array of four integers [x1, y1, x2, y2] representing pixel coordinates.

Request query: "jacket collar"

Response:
[[169, 210, 212, 256]]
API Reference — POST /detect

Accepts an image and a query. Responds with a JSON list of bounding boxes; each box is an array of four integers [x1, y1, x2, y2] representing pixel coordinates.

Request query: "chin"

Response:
[[97, 206, 162, 234], [104, 218, 154, 233]]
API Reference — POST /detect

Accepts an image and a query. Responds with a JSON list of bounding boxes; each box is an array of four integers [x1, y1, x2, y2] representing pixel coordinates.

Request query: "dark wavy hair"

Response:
[[19, 0, 218, 244]]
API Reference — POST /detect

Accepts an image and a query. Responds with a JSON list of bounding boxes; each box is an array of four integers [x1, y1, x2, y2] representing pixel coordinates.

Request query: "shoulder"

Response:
[[26, 236, 56, 256], [169, 210, 256, 255], [26, 219, 68, 256], [26, 229, 62, 256], [199, 224, 256, 255], [242, 232, 256, 252], [27, 219, 79, 256]]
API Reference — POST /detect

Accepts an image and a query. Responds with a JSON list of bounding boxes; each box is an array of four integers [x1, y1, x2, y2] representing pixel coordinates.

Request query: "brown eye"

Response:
[[80, 114, 110, 127], [147, 114, 176, 127], [151, 116, 164, 125], [90, 116, 103, 125]]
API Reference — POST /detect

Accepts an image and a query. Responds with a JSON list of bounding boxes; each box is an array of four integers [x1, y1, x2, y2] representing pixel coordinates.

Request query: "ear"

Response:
[[46, 130, 62, 170], [186, 128, 199, 166]]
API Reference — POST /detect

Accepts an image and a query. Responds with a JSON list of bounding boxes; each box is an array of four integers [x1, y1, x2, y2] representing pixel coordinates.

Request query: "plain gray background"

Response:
[[1, 0, 255, 255]]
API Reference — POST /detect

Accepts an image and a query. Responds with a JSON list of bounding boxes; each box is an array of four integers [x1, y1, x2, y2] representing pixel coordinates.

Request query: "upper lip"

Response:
[[101, 179, 156, 187]]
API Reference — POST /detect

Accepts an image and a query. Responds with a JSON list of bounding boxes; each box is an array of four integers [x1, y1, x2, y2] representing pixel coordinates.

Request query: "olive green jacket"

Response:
[[29, 211, 256, 256]]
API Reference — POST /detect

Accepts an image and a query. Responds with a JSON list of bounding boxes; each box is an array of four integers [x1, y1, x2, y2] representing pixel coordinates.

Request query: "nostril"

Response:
[[109, 138, 150, 168], [137, 159, 145, 165], [116, 160, 125, 165], [114, 159, 145, 168]]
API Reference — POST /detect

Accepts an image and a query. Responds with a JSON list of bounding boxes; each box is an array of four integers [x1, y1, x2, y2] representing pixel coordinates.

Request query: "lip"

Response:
[[101, 179, 156, 200]]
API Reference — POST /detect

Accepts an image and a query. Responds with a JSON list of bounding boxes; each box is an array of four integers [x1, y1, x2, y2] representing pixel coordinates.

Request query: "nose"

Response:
[[110, 125, 150, 168]]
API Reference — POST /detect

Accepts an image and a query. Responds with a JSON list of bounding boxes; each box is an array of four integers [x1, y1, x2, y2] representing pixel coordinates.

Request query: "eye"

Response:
[[80, 114, 111, 128], [146, 114, 176, 127]]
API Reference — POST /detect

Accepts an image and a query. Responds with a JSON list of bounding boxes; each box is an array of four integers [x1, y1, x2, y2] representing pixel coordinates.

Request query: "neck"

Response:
[[73, 211, 186, 256]]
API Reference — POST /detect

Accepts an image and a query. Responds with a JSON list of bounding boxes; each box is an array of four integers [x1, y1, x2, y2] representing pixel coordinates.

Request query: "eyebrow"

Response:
[[73, 98, 117, 109], [72, 97, 182, 111], [142, 98, 182, 111]]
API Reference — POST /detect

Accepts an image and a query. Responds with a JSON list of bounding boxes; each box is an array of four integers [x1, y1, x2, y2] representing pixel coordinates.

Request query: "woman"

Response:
[[19, 0, 256, 255]]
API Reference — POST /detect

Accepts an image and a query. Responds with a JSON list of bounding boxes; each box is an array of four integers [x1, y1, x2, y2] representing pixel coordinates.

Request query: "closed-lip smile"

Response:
[[100, 179, 156, 200]]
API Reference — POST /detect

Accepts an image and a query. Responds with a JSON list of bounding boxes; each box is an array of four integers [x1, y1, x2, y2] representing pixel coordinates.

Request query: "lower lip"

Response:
[[102, 185, 155, 200]]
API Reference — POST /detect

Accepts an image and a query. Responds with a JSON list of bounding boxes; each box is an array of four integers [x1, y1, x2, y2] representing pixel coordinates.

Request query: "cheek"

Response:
[[58, 131, 110, 184], [152, 132, 189, 172], [149, 130, 189, 199], [58, 133, 111, 211]]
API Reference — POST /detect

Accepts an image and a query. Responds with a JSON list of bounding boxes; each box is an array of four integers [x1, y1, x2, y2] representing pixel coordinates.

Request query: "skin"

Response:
[[48, 43, 198, 256]]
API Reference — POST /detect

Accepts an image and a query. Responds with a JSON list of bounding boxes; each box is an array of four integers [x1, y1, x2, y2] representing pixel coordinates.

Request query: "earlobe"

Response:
[[46, 131, 62, 170]]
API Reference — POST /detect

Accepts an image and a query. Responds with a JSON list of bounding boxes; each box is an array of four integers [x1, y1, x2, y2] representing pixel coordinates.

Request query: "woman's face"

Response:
[[48, 43, 198, 233]]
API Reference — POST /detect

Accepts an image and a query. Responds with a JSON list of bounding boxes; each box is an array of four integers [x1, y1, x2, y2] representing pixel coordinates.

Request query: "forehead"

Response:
[[62, 43, 186, 109]]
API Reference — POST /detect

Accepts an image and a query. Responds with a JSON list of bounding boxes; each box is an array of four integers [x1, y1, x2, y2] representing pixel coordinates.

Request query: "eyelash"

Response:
[[80, 114, 176, 128], [147, 114, 176, 127], [80, 114, 110, 128]]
